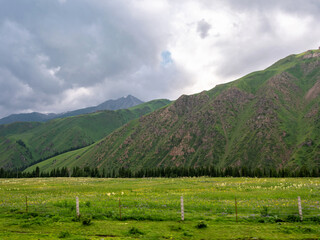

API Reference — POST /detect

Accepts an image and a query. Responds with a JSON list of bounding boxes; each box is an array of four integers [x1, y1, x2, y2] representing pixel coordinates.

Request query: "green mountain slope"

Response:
[[27, 49, 320, 173], [0, 99, 170, 170]]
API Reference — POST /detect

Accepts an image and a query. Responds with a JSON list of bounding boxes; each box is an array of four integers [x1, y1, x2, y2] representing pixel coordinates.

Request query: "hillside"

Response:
[[0, 95, 144, 125], [0, 99, 170, 170], [27, 49, 320, 173]]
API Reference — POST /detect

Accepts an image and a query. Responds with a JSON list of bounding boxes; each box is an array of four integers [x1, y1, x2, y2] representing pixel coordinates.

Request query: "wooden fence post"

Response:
[[76, 196, 80, 218], [181, 196, 184, 221], [298, 196, 303, 221], [119, 198, 122, 220], [235, 197, 238, 223], [25, 196, 28, 213]]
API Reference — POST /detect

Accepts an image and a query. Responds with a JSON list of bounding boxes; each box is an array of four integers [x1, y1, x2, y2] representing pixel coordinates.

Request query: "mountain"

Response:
[[0, 112, 55, 125], [0, 95, 144, 125], [0, 99, 170, 170], [56, 95, 144, 119], [26, 49, 320, 173]]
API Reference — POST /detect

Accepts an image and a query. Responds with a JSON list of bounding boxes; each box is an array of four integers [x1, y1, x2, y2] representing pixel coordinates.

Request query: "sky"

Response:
[[0, 0, 320, 118]]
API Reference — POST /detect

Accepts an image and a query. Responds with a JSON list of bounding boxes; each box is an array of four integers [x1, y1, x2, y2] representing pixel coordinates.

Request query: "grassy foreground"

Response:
[[0, 177, 319, 239]]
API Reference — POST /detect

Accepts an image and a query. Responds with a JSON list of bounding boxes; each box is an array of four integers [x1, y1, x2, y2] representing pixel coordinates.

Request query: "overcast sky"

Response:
[[0, 0, 320, 118]]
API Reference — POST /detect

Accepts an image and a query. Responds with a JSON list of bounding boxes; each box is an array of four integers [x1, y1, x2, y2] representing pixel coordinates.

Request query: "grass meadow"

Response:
[[0, 177, 319, 239]]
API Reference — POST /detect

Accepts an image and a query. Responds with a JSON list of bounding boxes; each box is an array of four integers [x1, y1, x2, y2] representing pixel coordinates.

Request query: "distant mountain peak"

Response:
[[123, 94, 142, 101], [96, 95, 143, 111], [0, 95, 144, 125]]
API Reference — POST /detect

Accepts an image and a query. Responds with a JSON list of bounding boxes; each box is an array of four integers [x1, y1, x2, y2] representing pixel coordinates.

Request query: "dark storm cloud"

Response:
[[197, 19, 211, 39], [0, 0, 189, 117]]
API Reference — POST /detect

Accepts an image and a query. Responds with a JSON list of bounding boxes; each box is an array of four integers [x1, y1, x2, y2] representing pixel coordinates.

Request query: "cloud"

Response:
[[0, 0, 320, 118], [197, 19, 212, 39], [210, 0, 320, 80], [171, 0, 320, 87], [0, 0, 187, 116]]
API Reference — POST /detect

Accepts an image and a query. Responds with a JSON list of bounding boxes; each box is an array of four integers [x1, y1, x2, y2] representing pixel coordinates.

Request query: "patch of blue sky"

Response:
[[161, 51, 173, 66]]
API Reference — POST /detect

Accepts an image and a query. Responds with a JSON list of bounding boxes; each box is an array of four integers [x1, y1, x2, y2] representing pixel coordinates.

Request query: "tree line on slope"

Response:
[[1, 165, 320, 178]]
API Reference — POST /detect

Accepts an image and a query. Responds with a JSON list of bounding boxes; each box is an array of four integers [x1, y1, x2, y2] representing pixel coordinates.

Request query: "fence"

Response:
[[1, 195, 319, 223]]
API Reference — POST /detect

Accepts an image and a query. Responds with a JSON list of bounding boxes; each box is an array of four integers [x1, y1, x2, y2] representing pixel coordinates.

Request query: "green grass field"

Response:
[[0, 177, 319, 239]]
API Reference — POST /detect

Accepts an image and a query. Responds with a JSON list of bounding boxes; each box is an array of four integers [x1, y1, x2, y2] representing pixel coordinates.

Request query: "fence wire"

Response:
[[1, 194, 319, 222]]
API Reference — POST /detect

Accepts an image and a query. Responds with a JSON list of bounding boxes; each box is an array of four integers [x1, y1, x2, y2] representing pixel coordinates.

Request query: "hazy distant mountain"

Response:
[[0, 112, 54, 125], [0, 95, 144, 125], [0, 99, 171, 170], [57, 95, 144, 119]]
